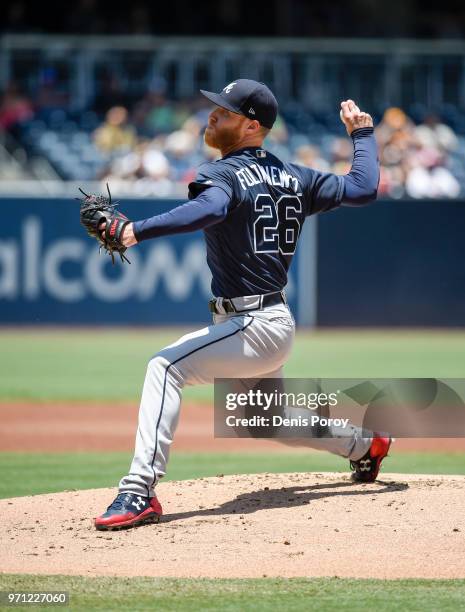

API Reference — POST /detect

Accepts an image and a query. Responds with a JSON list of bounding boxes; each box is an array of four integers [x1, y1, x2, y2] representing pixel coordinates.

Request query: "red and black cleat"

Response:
[[350, 435, 392, 483], [94, 492, 162, 530]]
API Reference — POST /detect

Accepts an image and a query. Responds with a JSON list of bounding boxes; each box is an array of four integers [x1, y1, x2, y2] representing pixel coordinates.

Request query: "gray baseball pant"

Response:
[[119, 301, 371, 497]]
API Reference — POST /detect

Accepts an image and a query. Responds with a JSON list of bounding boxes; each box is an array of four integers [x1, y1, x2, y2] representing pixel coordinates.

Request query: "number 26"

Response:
[[253, 194, 301, 255]]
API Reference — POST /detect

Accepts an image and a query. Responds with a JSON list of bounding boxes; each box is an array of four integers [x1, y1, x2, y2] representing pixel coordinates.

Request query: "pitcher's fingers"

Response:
[[359, 112, 371, 125], [340, 101, 352, 119], [347, 99, 358, 112]]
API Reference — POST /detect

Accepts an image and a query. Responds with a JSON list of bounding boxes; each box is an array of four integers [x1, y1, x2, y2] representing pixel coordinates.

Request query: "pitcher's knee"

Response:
[[147, 354, 170, 376], [147, 353, 185, 386]]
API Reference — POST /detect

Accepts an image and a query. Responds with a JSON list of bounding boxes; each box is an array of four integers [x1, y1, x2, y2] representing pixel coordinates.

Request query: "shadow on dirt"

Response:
[[162, 479, 409, 523]]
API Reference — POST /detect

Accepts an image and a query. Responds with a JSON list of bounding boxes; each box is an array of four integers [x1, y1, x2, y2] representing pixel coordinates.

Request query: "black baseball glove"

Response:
[[78, 184, 131, 264]]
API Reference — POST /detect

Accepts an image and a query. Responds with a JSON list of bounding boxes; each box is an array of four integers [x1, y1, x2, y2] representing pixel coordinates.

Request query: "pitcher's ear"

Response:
[[247, 119, 261, 132]]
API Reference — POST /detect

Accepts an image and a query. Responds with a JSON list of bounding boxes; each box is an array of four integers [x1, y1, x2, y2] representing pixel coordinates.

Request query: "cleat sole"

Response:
[[95, 512, 161, 531]]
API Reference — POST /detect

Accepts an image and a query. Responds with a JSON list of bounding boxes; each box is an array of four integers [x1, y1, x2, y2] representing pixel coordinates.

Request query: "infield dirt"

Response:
[[1, 472, 464, 580], [2, 402, 465, 452]]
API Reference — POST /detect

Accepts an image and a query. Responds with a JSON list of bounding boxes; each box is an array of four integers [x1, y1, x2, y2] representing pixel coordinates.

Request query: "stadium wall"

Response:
[[0, 198, 301, 325], [0, 198, 463, 327], [318, 200, 465, 327]]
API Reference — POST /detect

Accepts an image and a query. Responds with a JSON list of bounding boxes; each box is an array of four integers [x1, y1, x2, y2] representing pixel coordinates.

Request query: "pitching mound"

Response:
[[1, 473, 464, 579]]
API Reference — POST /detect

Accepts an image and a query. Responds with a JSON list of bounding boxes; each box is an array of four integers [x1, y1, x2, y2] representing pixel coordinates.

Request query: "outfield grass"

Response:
[[0, 329, 465, 402], [1, 450, 464, 499], [1, 575, 465, 611]]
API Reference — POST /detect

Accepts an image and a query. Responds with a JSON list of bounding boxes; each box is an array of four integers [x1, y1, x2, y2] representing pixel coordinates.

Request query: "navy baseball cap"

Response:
[[200, 79, 278, 129]]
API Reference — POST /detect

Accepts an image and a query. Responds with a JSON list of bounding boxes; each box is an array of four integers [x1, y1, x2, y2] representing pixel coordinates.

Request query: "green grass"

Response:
[[1, 575, 465, 611], [1, 450, 464, 499], [1, 329, 465, 402]]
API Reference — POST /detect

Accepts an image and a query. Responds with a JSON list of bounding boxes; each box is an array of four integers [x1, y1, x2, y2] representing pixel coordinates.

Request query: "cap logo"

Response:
[[248, 107, 256, 115], [223, 82, 237, 94]]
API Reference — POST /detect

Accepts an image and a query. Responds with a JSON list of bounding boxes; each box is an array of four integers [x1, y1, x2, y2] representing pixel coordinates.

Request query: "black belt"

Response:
[[208, 291, 286, 315]]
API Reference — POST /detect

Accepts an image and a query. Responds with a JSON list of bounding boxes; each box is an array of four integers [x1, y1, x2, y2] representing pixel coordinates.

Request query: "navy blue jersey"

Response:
[[188, 146, 344, 298], [133, 130, 377, 299]]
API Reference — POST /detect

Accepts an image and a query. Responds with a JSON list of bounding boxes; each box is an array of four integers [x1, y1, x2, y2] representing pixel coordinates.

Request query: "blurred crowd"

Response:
[[90, 92, 296, 197], [91, 95, 217, 196], [375, 108, 460, 198], [89, 94, 463, 199], [0, 81, 463, 199]]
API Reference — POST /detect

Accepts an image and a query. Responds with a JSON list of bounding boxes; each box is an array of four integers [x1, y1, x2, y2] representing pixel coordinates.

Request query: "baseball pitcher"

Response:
[[80, 79, 391, 530]]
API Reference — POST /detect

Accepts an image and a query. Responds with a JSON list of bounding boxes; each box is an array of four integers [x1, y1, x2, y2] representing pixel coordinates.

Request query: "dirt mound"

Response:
[[1, 473, 464, 579]]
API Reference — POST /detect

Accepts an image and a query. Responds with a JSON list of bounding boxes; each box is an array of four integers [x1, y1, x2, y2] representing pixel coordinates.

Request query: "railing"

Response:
[[2, 36, 465, 112]]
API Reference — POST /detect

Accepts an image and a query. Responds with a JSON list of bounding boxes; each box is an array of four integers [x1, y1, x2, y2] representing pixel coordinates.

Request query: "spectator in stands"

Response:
[[132, 79, 190, 137], [293, 144, 330, 172], [375, 106, 461, 198], [414, 113, 458, 153], [164, 128, 199, 181], [377, 164, 406, 199], [0, 83, 34, 131], [376, 107, 418, 168], [375, 107, 417, 198], [93, 106, 137, 153], [135, 144, 173, 196], [330, 137, 353, 175], [405, 149, 460, 198], [100, 140, 174, 197], [376, 107, 416, 147]]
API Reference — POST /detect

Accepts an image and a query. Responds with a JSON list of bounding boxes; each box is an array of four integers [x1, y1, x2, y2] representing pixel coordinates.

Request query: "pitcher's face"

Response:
[[204, 106, 249, 151]]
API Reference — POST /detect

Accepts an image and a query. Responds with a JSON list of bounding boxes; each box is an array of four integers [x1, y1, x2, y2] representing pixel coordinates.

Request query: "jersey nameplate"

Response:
[[235, 164, 300, 193]]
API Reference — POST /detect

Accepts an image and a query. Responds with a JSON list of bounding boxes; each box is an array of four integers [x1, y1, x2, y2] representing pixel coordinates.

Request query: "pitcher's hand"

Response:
[[99, 221, 138, 247], [340, 99, 373, 136]]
